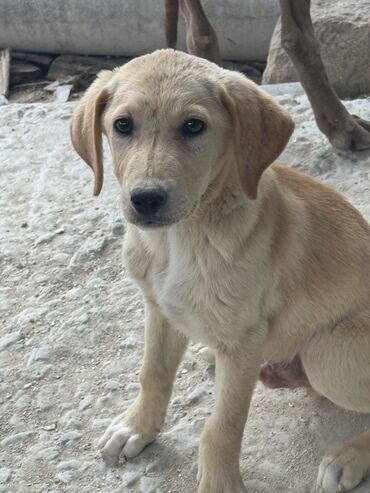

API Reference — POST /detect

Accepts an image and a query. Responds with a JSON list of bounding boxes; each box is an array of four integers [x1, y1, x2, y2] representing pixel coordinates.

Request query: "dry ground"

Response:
[[1, 86, 370, 492]]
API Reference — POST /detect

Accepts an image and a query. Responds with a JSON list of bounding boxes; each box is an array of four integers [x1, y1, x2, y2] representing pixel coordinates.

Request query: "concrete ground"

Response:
[[1, 85, 370, 493]]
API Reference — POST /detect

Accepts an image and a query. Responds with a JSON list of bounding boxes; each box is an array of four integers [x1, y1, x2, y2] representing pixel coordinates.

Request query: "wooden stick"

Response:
[[0, 48, 11, 96]]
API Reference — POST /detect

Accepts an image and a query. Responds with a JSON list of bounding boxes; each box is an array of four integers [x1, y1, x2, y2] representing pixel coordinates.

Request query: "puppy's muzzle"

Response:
[[130, 186, 168, 216]]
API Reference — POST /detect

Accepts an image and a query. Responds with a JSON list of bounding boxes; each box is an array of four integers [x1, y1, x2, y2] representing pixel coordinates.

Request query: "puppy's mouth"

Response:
[[130, 216, 178, 229]]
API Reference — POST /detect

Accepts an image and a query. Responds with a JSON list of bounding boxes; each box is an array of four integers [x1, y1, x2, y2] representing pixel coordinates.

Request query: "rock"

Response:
[[59, 431, 82, 445], [34, 232, 56, 246], [111, 216, 124, 236], [262, 0, 370, 98], [55, 84, 73, 103], [61, 410, 82, 430], [0, 468, 11, 484], [12, 52, 55, 69], [91, 418, 111, 430], [53, 253, 70, 265], [28, 346, 50, 363], [1, 431, 35, 447], [78, 395, 94, 412], [47, 55, 130, 90], [120, 333, 143, 349], [187, 384, 209, 404], [23, 363, 51, 381], [10, 60, 42, 85], [35, 446, 60, 460], [0, 331, 22, 351], [57, 471, 76, 483], [57, 459, 81, 471]]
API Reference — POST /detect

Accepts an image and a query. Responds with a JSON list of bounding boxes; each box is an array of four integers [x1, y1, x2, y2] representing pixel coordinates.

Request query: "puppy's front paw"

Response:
[[316, 447, 369, 492], [98, 414, 157, 464]]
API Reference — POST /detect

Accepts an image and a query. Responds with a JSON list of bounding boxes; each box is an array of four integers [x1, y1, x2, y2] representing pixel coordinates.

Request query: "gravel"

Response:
[[1, 88, 370, 492]]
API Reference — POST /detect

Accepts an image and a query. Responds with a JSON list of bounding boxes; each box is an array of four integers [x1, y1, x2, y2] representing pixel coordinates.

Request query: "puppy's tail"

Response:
[[165, 0, 179, 48]]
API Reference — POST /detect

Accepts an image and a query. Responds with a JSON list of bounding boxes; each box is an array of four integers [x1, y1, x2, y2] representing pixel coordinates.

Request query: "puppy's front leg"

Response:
[[99, 301, 188, 462], [198, 326, 267, 493]]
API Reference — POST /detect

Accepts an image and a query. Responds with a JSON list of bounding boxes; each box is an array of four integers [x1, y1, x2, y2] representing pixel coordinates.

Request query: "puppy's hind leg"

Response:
[[300, 313, 370, 492], [316, 431, 370, 493], [99, 301, 188, 463]]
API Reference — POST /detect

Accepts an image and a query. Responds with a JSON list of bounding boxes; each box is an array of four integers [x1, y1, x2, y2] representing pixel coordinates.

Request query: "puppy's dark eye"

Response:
[[182, 119, 206, 137], [114, 117, 134, 135]]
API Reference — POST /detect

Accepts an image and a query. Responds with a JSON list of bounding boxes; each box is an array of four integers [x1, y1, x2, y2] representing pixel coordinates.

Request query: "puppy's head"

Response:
[[71, 49, 294, 228]]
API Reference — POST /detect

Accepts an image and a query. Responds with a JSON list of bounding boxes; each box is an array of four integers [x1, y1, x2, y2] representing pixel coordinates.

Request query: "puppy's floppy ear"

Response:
[[70, 70, 114, 196], [221, 73, 294, 199]]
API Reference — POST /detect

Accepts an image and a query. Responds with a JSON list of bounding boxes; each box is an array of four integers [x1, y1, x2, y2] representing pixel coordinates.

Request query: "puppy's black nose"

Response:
[[130, 187, 168, 216]]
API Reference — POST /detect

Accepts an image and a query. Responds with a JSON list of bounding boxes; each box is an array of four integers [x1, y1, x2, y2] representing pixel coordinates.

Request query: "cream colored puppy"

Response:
[[71, 49, 370, 493]]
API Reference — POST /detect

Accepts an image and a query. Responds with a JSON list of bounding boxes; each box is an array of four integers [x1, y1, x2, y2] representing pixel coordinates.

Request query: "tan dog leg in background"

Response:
[[197, 326, 267, 493], [98, 302, 188, 461], [179, 0, 221, 65]]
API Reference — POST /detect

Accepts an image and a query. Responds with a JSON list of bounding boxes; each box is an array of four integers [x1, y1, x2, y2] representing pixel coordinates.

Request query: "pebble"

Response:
[[61, 410, 82, 430], [127, 383, 140, 394], [120, 333, 142, 348], [15, 394, 31, 410], [28, 346, 50, 363], [24, 363, 52, 381], [57, 471, 76, 483], [111, 216, 124, 236], [79, 395, 94, 412], [0, 468, 11, 484], [53, 253, 70, 265], [57, 459, 81, 471], [1, 431, 35, 447], [187, 384, 209, 404], [34, 232, 56, 245], [91, 418, 111, 430], [0, 331, 22, 351], [104, 379, 120, 391], [35, 447, 60, 460], [59, 431, 82, 445]]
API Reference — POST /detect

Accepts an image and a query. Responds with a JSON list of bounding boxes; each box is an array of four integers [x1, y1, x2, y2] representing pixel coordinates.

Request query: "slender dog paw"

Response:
[[316, 447, 369, 492], [98, 415, 156, 463]]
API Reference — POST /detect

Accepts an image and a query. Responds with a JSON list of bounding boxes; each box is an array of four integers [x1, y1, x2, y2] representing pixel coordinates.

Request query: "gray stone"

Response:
[[79, 395, 94, 411], [263, 0, 370, 98], [28, 346, 50, 363], [187, 384, 208, 404], [59, 431, 82, 445], [35, 447, 60, 460], [57, 460, 81, 471], [1, 431, 35, 447], [120, 333, 143, 349], [0, 331, 21, 351], [24, 363, 52, 381], [10, 60, 42, 85], [34, 232, 56, 245], [0, 468, 11, 484], [91, 418, 111, 430], [53, 253, 70, 265], [57, 471, 75, 483]]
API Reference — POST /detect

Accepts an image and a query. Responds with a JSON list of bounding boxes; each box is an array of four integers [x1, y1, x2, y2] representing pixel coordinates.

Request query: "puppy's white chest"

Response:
[[151, 240, 258, 346]]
